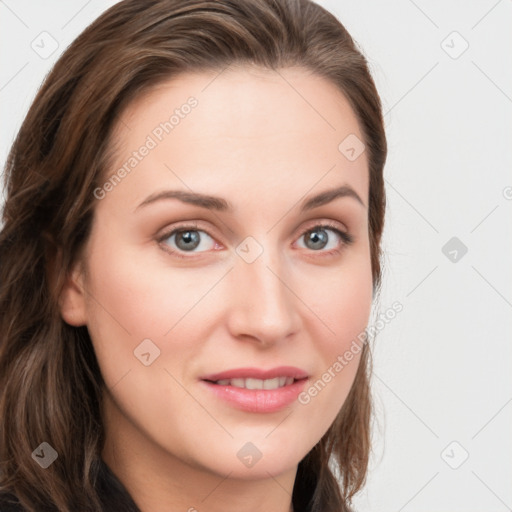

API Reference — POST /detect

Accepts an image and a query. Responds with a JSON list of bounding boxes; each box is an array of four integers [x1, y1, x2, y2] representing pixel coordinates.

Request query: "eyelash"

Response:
[[157, 221, 355, 260]]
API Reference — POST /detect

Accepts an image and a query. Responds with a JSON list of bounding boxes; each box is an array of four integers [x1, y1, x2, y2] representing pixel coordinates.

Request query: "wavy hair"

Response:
[[0, 0, 387, 510]]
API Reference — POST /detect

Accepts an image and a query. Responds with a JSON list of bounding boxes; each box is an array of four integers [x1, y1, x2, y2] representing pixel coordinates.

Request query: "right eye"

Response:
[[157, 223, 220, 258]]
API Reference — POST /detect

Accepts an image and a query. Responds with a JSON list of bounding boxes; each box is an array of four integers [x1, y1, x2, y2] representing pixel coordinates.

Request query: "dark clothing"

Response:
[[93, 459, 141, 512], [0, 458, 348, 511], [0, 459, 140, 511]]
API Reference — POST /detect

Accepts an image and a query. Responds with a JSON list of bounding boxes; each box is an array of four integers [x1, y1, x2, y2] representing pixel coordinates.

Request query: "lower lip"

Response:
[[200, 378, 308, 413]]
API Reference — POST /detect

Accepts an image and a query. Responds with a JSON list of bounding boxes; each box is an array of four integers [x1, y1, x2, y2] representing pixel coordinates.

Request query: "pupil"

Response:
[[308, 229, 327, 250], [177, 230, 200, 250]]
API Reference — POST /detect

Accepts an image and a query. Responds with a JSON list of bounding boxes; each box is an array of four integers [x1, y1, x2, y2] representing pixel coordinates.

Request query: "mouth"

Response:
[[199, 366, 309, 413], [204, 376, 301, 389]]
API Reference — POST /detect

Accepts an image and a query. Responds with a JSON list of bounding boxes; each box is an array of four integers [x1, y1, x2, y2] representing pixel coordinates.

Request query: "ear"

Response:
[[58, 257, 88, 327]]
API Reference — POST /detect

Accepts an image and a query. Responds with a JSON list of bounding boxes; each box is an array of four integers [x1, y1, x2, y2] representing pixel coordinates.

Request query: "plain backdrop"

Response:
[[1, 1, 511, 511]]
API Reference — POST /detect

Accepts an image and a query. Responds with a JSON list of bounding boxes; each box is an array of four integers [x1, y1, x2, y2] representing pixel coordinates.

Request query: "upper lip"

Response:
[[201, 366, 309, 382]]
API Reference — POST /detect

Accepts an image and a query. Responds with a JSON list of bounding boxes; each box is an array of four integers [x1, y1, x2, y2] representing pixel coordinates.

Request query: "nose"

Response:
[[226, 244, 302, 347]]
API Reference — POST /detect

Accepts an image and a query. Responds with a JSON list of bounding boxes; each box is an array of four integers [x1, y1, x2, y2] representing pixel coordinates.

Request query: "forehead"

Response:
[[102, 66, 369, 212]]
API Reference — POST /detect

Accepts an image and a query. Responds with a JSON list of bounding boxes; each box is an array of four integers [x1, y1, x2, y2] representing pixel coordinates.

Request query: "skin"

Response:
[[59, 65, 372, 512]]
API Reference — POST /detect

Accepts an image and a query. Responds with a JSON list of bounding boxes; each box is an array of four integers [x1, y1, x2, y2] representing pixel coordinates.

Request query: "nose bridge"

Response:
[[227, 237, 300, 343]]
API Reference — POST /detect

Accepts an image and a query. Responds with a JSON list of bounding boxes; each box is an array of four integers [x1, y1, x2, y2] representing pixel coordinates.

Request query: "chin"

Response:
[[197, 436, 312, 480]]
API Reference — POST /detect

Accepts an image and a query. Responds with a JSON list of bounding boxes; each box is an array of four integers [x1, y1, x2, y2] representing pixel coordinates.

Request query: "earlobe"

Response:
[[58, 259, 88, 327]]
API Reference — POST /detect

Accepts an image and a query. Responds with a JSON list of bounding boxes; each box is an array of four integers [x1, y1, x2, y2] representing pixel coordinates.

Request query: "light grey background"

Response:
[[1, 1, 511, 511]]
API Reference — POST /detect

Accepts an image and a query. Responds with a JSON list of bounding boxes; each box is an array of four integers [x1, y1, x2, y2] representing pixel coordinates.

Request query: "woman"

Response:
[[0, 0, 387, 511]]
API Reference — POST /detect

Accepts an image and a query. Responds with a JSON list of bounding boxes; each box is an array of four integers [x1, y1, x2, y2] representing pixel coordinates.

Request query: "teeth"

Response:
[[263, 378, 279, 390], [231, 378, 246, 388], [245, 378, 263, 389], [215, 377, 296, 389]]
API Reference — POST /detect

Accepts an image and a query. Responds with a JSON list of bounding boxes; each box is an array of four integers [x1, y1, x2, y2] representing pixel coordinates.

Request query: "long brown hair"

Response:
[[0, 1, 387, 510]]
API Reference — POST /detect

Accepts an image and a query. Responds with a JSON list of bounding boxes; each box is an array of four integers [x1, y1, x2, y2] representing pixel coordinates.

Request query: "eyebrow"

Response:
[[133, 184, 365, 213]]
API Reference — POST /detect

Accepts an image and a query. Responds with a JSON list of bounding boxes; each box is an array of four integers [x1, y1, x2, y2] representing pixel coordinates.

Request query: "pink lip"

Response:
[[201, 366, 309, 382], [199, 366, 309, 413]]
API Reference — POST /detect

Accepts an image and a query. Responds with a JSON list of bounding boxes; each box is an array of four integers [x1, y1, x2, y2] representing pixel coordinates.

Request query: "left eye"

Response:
[[296, 224, 353, 252], [158, 223, 353, 258]]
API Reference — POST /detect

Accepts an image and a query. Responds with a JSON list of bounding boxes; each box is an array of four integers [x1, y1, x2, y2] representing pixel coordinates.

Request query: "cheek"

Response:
[[82, 239, 227, 390], [297, 246, 372, 427], [84, 239, 192, 335], [314, 274, 371, 385], [82, 247, 210, 453], [308, 244, 374, 354]]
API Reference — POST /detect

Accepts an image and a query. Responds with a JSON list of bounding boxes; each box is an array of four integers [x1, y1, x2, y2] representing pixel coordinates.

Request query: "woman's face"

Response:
[[60, 66, 372, 482]]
